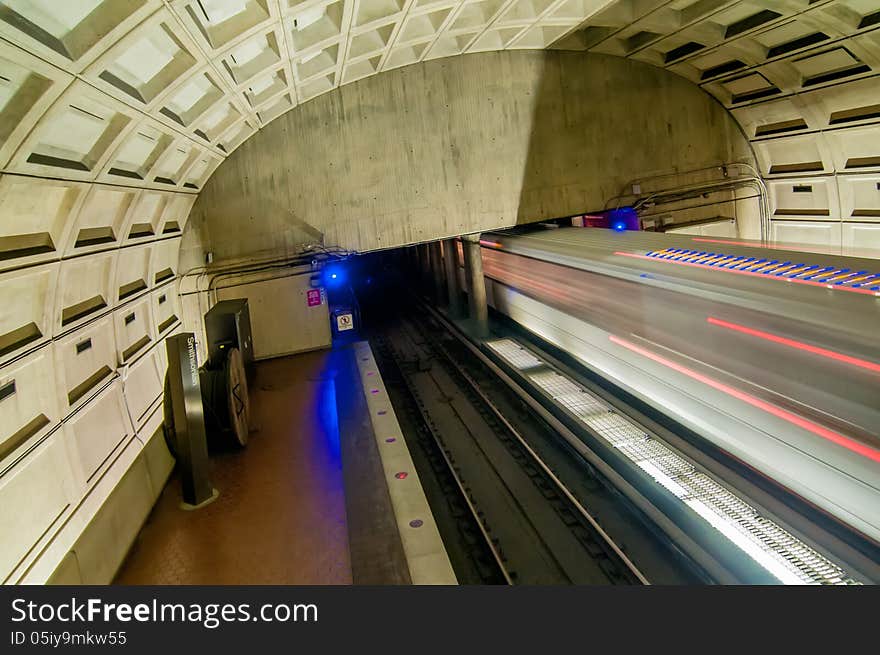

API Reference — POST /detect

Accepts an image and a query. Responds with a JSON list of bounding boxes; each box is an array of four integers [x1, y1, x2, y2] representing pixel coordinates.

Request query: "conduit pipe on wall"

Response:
[[636, 178, 770, 243], [180, 247, 350, 299], [611, 164, 746, 200], [604, 163, 771, 242], [178, 249, 352, 353]]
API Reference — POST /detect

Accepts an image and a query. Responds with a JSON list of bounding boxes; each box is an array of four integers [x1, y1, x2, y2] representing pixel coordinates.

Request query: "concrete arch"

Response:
[[186, 49, 753, 260]]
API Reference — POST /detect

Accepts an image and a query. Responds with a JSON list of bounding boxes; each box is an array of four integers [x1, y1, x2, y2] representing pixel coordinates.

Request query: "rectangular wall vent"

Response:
[[767, 32, 829, 59], [118, 279, 147, 300], [74, 227, 116, 248], [0, 415, 49, 464], [107, 167, 142, 179], [768, 162, 824, 174], [61, 296, 107, 326], [845, 156, 880, 169], [732, 86, 781, 104], [98, 71, 145, 103], [128, 223, 155, 239], [67, 366, 112, 405], [701, 59, 746, 80], [665, 41, 705, 63], [803, 64, 871, 87], [159, 107, 185, 126], [0, 380, 15, 402], [755, 118, 808, 137], [0, 233, 55, 261], [26, 152, 90, 171], [625, 31, 663, 52], [0, 322, 41, 358], [122, 336, 150, 362], [158, 315, 178, 333], [859, 11, 880, 29], [774, 209, 830, 216], [829, 104, 880, 125]]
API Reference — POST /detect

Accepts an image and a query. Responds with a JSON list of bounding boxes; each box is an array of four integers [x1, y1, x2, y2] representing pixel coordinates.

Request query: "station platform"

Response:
[[115, 343, 454, 585]]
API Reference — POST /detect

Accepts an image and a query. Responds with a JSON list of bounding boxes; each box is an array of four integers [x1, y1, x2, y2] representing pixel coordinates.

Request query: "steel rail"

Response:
[[389, 308, 649, 584], [425, 320, 650, 584], [376, 331, 516, 585]]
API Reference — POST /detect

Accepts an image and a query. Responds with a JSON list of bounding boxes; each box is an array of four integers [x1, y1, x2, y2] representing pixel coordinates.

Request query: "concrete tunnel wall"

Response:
[[184, 50, 755, 263]]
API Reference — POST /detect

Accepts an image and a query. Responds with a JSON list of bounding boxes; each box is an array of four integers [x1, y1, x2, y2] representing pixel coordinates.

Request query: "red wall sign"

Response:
[[306, 289, 322, 307]]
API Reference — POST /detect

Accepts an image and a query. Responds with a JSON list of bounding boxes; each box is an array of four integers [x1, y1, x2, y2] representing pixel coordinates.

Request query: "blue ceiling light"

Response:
[[322, 264, 346, 287], [608, 206, 638, 232]]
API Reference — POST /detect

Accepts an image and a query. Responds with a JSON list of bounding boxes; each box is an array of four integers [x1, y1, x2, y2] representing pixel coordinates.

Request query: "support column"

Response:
[[461, 234, 489, 337], [442, 239, 464, 318], [407, 246, 417, 276], [429, 241, 445, 304], [409, 245, 419, 279], [418, 243, 431, 293]]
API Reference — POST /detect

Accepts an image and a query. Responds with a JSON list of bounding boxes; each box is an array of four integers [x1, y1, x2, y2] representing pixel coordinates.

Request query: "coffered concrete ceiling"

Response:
[[0, 0, 877, 258]]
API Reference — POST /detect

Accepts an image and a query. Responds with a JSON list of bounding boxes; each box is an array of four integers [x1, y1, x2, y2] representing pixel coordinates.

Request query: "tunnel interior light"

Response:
[[322, 264, 346, 287], [607, 207, 638, 231], [485, 337, 858, 585]]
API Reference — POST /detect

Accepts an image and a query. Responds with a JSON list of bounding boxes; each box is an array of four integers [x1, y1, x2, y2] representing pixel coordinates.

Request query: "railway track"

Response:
[[368, 301, 704, 584]]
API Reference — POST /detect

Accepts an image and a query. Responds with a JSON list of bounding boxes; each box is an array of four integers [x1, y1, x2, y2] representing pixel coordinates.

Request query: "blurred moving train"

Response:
[[477, 227, 880, 545]]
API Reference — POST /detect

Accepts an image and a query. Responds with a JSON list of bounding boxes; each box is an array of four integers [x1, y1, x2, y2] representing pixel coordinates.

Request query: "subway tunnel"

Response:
[[1, 0, 880, 587]]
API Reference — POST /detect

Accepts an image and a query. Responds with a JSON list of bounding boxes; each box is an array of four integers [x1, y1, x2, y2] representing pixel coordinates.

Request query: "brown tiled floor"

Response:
[[115, 351, 352, 584]]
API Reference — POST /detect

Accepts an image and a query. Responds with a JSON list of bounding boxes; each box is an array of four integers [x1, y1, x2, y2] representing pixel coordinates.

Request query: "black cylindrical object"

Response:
[[200, 347, 250, 449]]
